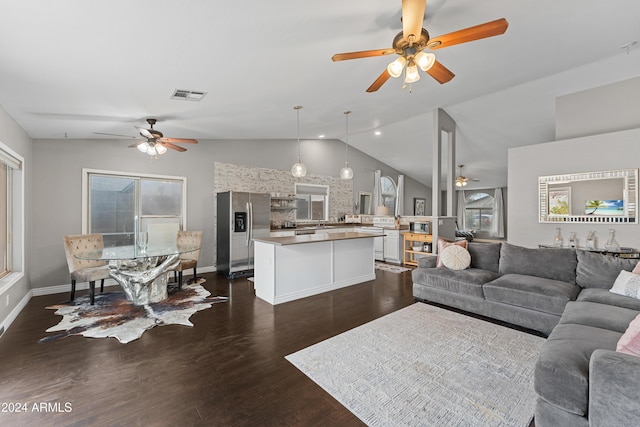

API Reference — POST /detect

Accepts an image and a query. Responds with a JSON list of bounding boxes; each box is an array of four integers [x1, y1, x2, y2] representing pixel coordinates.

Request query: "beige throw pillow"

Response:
[[610, 270, 640, 299], [440, 245, 471, 270]]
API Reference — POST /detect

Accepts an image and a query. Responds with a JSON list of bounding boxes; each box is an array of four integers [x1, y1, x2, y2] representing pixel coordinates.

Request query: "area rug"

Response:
[[374, 261, 411, 273], [40, 280, 228, 344], [286, 303, 545, 426]]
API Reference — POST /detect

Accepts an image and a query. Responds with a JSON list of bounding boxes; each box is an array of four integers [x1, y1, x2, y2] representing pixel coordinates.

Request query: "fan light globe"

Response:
[[146, 145, 157, 156], [137, 141, 149, 153], [415, 52, 436, 71], [404, 63, 421, 83], [340, 163, 354, 180], [156, 144, 167, 155], [292, 161, 307, 178], [387, 56, 407, 78]]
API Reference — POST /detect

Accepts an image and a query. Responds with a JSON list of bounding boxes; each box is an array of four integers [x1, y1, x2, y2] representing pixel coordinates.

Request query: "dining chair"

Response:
[[63, 234, 110, 305], [173, 230, 203, 290]]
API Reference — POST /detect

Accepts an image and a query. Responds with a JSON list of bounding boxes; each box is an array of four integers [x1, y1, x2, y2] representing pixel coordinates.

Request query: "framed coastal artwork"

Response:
[[548, 187, 571, 216]]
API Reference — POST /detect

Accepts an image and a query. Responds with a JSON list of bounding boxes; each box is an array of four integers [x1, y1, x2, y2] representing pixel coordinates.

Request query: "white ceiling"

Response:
[[1, 0, 639, 188]]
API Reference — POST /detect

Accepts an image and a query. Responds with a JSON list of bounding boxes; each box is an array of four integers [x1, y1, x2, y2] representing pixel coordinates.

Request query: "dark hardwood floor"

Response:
[[0, 267, 415, 426]]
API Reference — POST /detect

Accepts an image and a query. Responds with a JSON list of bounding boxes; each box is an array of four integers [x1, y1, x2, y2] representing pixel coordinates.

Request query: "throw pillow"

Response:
[[633, 260, 640, 274], [436, 238, 468, 268], [617, 313, 640, 357], [440, 245, 471, 270], [610, 270, 640, 299]]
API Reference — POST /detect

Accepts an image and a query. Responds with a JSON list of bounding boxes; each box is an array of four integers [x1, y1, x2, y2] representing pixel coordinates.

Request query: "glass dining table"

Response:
[[75, 244, 200, 305]]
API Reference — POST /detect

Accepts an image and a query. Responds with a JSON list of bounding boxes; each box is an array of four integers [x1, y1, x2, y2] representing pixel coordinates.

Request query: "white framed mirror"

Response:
[[538, 168, 638, 223]]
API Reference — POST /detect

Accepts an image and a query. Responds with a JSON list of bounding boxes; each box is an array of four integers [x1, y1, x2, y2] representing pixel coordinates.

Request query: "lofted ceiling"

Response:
[[0, 0, 639, 188]]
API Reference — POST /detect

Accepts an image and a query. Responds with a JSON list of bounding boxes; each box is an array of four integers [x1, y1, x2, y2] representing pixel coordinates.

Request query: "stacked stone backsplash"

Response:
[[214, 162, 354, 227]]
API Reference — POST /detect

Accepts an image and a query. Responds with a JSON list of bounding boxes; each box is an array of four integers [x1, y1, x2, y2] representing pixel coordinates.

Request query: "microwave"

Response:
[[410, 221, 430, 234]]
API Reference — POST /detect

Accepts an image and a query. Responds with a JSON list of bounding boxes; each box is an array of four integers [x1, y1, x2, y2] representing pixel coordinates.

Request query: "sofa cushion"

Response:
[[576, 249, 639, 289], [610, 270, 640, 299], [577, 288, 640, 311], [411, 267, 499, 298], [440, 245, 471, 270], [499, 242, 577, 284], [617, 313, 640, 356], [467, 242, 501, 272], [436, 238, 468, 267], [483, 274, 580, 316], [559, 301, 639, 333], [534, 323, 622, 417]]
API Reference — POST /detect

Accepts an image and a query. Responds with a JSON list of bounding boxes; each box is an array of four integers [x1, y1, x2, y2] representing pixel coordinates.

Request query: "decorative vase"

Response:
[[553, 228, 564, 247], [605, 229, 620, 251], [585, 230, 596, 250], [568, 232, 577, 248]]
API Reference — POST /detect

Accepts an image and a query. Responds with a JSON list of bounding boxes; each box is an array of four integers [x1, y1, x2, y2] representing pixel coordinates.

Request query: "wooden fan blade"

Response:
[[135, 126, 154, 139], [160, 141, 187, 152], [426, 60, 455, 84], [128, 142, 142, 148], [366, 69, 391, 93], [332, 49, 395, 62], [427, 18, 508, 50], [159, 137, 198, 144], [402, 0, 427, 43], [93, 132, 141, 139]]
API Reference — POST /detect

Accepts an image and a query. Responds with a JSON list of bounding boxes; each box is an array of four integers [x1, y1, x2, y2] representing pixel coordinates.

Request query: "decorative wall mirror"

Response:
[[538, 168, 638, 223]]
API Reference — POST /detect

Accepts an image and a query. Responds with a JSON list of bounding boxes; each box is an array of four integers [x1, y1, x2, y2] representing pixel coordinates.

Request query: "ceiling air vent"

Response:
[[170, 89, 207, 101]]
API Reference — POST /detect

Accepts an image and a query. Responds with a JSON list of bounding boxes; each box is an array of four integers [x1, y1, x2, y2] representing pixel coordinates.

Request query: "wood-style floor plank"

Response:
[[0, 268, 415, 426]]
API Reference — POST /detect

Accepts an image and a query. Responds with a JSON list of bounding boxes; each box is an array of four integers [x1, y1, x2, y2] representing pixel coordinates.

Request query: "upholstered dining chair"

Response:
[[173, 230, 203, 290], [63, 234, 110, 305]]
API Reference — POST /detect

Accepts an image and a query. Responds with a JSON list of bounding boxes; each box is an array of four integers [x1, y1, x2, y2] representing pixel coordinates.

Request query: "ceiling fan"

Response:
[[331, 0, 508, 92], [455, 164, 478, 187], [94, 118, 198, 156]]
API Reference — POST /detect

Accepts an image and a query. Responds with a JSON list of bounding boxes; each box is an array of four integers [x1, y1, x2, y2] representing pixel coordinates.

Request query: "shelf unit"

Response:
[[270, 196, 297, 210], [403, 232, 434, 267]]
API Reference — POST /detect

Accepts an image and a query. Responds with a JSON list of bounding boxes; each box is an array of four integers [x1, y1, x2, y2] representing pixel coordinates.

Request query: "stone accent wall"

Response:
[[214, 162, 354, 226]]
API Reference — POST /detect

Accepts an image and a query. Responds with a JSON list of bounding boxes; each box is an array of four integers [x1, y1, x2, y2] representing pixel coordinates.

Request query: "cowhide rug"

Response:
[[40, 279, 228, 344]]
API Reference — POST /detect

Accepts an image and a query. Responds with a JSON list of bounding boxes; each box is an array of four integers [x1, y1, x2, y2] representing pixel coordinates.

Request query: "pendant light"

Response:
[[291, 105, 307, 178], [340, 111, 354, 180]]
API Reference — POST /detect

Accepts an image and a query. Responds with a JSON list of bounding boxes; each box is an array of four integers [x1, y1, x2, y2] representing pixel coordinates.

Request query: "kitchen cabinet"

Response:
[[383, 229, 402, 264], [402, 232, 434, 267]]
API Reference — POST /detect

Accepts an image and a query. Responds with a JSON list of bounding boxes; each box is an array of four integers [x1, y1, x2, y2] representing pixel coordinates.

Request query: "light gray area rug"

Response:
[[286, 303, 544, 426]]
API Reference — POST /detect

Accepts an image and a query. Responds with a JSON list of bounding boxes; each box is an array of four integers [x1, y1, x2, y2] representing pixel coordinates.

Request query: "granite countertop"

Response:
[[254, 232, 380, 246]]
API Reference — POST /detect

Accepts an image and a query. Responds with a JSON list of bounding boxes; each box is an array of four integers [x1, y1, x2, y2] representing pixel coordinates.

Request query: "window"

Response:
[[464, 192, 494, 235], [83, 169, 186, 247], [381, 176, 396, 215], [0, 142, 22, 285], [295, 183, 329, 221]]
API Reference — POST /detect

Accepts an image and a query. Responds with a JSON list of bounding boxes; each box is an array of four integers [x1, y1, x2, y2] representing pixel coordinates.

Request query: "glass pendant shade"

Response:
[[415, 52, 436, 71], [137, 141, 150, 153], [404, 62, 421, 83], [156, 144, 167, 155], [387, 56, 407, 78], [340, 162, 354, 180], [292, 160, 307, 178], [146, 145, 157, 156], [291, 106, 307, 177]]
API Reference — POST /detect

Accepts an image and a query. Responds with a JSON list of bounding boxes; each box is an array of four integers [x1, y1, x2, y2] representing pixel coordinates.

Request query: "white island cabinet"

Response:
[[253, 232, 377, 305]]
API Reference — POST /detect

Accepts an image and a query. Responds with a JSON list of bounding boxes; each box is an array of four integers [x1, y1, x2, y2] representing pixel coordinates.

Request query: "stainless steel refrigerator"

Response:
[[216, 191, 271, 278]]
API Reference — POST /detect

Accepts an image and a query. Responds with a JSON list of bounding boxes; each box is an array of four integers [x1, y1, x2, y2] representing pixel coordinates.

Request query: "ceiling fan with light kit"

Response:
[[94, 118, 198, 157], [332, 0, 508, 92], [455, 164, 479, 187]]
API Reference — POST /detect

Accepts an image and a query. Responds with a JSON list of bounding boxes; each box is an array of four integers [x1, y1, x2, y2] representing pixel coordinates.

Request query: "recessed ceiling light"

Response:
[[374, 130, 382, 136], [171, 89, 207, 101], [318, 134, 325, 138]]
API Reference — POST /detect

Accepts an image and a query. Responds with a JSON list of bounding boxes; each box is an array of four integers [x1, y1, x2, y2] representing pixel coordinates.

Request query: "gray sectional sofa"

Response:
[[411, 242, 640, 426]]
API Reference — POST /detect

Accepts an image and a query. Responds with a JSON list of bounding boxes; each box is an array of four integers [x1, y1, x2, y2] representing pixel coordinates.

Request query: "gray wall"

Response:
[[509, 127, 640, 248], [32, 137, 431, 289], [0, 105, 32, 326]]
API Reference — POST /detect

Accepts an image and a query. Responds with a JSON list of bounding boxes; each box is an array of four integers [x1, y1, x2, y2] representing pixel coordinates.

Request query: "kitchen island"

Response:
[[253, 232, 377, 305]]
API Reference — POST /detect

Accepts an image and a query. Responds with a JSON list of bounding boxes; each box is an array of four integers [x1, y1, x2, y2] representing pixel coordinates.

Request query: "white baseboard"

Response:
[[1, 290, 32, 337]]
